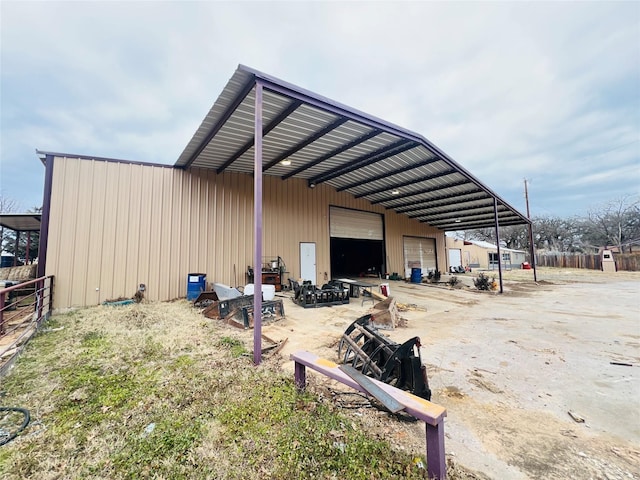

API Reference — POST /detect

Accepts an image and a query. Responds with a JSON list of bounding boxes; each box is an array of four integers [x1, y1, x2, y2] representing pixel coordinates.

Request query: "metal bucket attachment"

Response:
[[338, 314, 431, 401]]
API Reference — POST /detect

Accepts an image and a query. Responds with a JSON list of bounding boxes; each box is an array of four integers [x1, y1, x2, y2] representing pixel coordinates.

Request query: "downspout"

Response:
[[493, 198, 503, 294], [253, 81, 263, 366], [37, 154, 54, 278]]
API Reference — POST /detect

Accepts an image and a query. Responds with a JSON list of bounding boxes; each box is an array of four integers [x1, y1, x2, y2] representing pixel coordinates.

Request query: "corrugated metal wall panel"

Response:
[[46, 157, 445, 307]]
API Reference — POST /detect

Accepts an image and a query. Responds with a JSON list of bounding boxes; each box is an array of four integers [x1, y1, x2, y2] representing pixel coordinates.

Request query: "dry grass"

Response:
[[0, 301, 482, 479]]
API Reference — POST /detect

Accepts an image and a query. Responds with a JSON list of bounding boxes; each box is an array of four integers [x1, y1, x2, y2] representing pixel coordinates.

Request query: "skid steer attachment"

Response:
[[338, 314, 431, 401]]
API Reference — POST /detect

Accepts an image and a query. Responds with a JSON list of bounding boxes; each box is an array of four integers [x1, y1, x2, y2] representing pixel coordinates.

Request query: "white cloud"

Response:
[[0, 1, 638, 217]]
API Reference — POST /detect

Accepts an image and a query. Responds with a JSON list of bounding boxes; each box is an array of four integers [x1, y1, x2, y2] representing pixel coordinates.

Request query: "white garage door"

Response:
[[403, 236, 437, 277], [330, 206, 383, 240]]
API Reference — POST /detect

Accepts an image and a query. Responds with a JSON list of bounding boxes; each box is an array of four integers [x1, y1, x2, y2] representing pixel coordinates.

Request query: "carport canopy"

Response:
[[0, 213, 41, 232], [175, 65, 530, 231]]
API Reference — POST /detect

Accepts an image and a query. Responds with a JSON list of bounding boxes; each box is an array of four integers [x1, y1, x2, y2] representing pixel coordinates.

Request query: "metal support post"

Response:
[[494, 198, 503, 293], [426, 423, 446, 479], [294, 361, 307, 391], [253, 81, 264, 366]]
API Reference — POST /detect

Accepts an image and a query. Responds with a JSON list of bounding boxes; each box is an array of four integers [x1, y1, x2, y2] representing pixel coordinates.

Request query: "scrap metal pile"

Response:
[[195, 283, 285, 329], [338, 314, 431, 401], [291, 280, 350, 308]]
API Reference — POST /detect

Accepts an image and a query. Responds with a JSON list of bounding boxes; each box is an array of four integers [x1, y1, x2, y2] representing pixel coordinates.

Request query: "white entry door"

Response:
[[300, 242, 316, 284], [448, 248, 462, 270]]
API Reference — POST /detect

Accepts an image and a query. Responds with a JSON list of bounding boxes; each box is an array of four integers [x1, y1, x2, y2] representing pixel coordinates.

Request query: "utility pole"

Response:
[[524, 179, 538, 282]]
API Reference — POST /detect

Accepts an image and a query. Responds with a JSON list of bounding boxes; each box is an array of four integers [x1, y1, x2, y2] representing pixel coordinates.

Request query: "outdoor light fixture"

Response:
[[391, 189, 400, 195], [280, 159, 291, 166], [455, 219, 461, 223], [308, 181, 316, 189]]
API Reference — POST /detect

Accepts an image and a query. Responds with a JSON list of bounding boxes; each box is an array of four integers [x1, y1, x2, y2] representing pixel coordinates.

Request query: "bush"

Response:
[[448, 276, 460, 287], [474, 272, 495, 291]]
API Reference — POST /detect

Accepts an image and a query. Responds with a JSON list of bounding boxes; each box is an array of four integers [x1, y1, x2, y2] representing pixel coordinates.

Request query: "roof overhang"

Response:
[[0, 213, 42, 232], [174, 65, 530, 231]]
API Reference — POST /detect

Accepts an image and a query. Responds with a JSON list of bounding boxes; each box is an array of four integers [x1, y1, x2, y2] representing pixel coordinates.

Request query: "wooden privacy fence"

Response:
[[535, 254, 640, 271]]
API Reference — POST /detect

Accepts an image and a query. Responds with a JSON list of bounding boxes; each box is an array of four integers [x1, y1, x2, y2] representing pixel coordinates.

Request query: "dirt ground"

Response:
[[257, 268, 640, 479]]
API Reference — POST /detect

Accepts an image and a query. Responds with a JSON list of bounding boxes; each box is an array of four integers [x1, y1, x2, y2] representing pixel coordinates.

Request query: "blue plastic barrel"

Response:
[[410, 267, 422, 283], [1, 255, 14, 268], [186, 273, 207, 300]]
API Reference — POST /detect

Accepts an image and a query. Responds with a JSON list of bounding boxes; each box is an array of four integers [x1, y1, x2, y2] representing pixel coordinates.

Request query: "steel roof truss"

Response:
[[182, 80, 256, 170], [428, 211, 516, 227], [216, 99, 303, 174], [354, 168, 457, 199], [394, 190, 486, 214], [337, 156, 440, 192], [406, 199, 495, 219], [310, 139, 416, 185], [281, 128, 382, 180], [262, 117, 349, 172], [370, 179, 471, 205]]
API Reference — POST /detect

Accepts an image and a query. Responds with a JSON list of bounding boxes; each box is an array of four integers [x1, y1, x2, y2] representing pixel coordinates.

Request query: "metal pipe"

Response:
[[25, 232, 31, 264], [524, 179, 537, 282], [37, 155, 55, 278], [494, 198, 503, 293], [0, 291, 5, 336], [253, 81, 264, 366], [13, 231, 20, 267]]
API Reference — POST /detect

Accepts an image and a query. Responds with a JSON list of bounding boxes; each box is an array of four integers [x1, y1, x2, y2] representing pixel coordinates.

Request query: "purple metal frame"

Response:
[[242, 65, 527, 223], [181, 80, 255, 171], [524, 180, 538, 281], [36, 150, 175, 169], [217, 99, 303, 174], [494, 198, 504, 294], [253, 82, 264, 365], [336, 156, 440, 192], [37, 155, 54, 278], [291, 350, 447, 479], [354, 168, 457, 199], [394, 189, 485, 213], [282, 129, 382, 180]]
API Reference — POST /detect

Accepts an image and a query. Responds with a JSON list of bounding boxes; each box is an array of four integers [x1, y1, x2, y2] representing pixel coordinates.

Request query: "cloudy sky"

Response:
[[1, 1, 638, 219]]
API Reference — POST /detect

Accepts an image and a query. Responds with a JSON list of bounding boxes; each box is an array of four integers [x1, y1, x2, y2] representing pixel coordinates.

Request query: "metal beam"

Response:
[[404, 198, 493, 218], [217, 99, 302, 174], [282, 128, 381, 180], [253, 82, 264, 366], [407, 202, 493, 221], [262, 117, 348, 172], [37, 154, 54, 278], [336, 156, 439, 192], [393, 190, 485, 213], [434, 219, 527, 230], [354, 169, 457, 199], [428, 211, 509, 226], [370, 179, 471, 205], [494, 198, 504, 294], [183, 79, 255, 170], [310, 139, 415, 185]]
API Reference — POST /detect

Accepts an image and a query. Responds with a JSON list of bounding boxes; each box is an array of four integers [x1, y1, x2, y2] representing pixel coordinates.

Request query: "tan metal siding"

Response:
[[46, 157, 445, 308]]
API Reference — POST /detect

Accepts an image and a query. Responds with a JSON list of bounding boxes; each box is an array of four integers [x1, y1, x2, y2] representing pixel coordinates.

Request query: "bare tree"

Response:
[[581, 196, 640, 253], [532, 216, 582, 252], [0, 194, 20, 214], [466, 225, 529, 250]]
